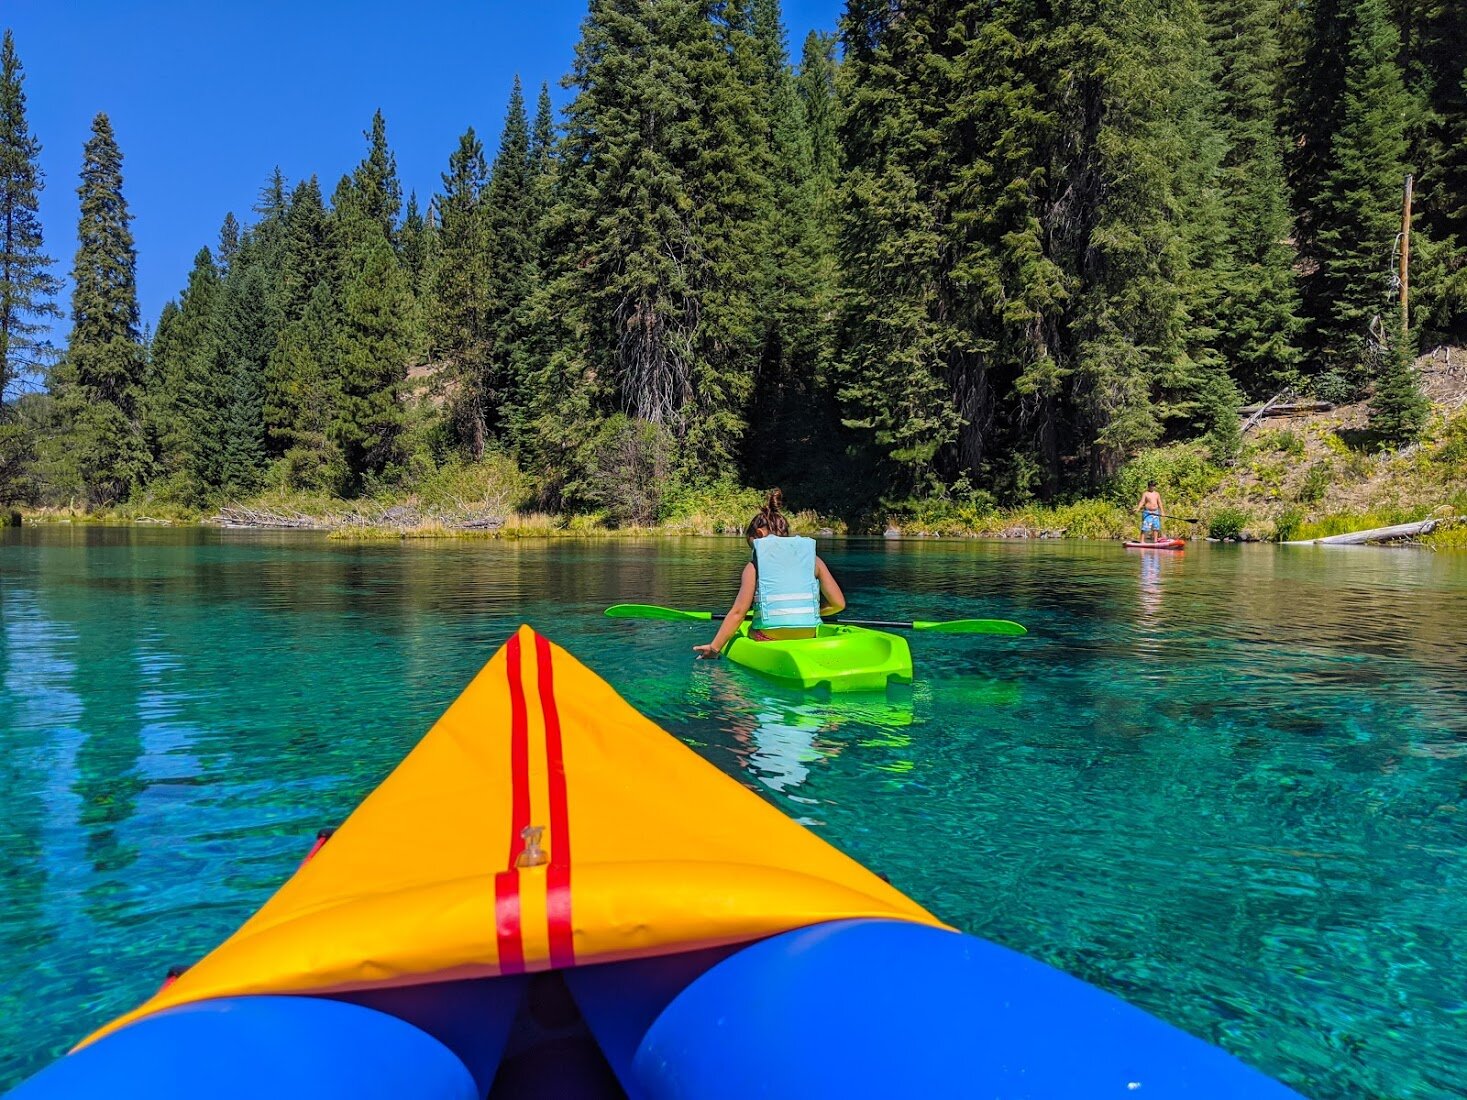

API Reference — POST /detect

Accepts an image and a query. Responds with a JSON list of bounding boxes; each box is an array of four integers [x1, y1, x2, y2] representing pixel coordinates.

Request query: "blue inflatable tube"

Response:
[[590, 919, 1303, 1099], [6, 996, 478, 1100], [9, 923, 1306, 1098]]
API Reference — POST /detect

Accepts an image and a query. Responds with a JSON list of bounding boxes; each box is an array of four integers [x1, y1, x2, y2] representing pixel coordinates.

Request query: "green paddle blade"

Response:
[[604, 604, 713, 622], [911, 618, 1028, 635]]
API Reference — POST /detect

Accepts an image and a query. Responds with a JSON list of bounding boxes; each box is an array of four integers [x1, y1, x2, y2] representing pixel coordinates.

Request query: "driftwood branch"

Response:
[[214, 501, 505, 533], [1237, 392, 1334, 435], [215, 506, 326, 530], [1239, 391, 1287, 436], [1285, 519, 1438, 545]]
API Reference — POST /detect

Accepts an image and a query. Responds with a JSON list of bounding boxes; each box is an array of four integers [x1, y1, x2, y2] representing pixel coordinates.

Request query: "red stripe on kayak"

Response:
[[535, 632, 575, 968], [494, 871, 524, 974], [506, 632, 531, 867], [495, 632, 530, 974]]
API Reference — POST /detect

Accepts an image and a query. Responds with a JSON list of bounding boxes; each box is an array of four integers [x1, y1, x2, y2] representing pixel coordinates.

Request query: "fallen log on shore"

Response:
[[1285, 519, 1438, 545], [1238, 394, 1335, 434], [215, 505, 327, 530], [214, 502, 505, 534]]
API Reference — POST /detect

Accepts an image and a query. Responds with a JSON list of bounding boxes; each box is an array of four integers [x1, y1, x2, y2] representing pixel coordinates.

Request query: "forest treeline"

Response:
[[1, 0, 1464, 523]]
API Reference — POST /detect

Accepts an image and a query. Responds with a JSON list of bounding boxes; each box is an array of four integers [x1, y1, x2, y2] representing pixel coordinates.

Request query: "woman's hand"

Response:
[[692, 642, 722, 660]]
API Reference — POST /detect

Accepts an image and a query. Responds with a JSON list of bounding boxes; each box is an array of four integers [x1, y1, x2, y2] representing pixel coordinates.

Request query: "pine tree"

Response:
[[838, 1, 1061, 492], [1392, 0, 1467, 342], [217, 211, 240, 276], [1169, 19, 1244, 462], [510, 84, 561, 457], [538, 0, 768, 492], [263, 176, 339, 468], [215, 235, 276, 491], [1282, 0, 1351, 264], [397, 190, 434, 366], [55, 113, 146, 504], [839, 0, 1235, 495], [265, 283, 341, 487], [481, 77, 537, 442], [274, 176, 334, 322], [1203, 0, 1305, 399], [0, 29, 60, 408], [151, 248, 224, 498], [1308, 0, 1412, 396], [400, 191, 432, 292], [797, 31, 839, 188], [256, 167, 287, 222], [1368, 319, 1428, 443], [530, 83, 557, 178], [331, 234, 409, 491], [743, 0, 841, 494], [335, 109, 402, 250], [140, 298, 179, 467], [429, 127, 490, 455]]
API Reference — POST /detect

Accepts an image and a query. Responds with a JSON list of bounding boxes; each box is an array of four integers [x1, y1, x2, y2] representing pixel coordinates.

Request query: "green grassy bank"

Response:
[[20, 403, 1467, 549]]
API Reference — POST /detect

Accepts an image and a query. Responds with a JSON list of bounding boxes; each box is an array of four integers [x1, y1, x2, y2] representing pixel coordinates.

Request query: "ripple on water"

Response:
[[1, 530, 1465, 1096]]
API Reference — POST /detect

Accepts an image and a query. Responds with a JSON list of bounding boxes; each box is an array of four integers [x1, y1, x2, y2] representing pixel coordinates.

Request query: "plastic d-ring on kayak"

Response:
[[721, 620, 913, 692]]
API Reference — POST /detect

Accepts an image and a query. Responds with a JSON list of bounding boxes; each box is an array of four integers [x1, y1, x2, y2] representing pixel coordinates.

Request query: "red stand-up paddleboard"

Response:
[[1124, 538, 1185, 550]]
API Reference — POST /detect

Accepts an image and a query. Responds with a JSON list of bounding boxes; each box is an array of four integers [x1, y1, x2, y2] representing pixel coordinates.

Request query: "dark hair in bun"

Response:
[[746, 488, 790, 538]]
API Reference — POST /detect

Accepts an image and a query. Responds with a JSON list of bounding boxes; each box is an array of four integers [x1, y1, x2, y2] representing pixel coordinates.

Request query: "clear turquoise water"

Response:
[[2, 527, 1465, 1097]]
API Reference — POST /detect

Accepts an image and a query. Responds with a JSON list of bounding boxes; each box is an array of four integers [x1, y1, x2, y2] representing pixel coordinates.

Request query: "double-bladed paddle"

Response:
[[604, 603, 1027, 636]]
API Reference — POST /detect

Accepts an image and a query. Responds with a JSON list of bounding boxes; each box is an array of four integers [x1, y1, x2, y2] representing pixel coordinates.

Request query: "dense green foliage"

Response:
[[4, 1, 1465, 519]]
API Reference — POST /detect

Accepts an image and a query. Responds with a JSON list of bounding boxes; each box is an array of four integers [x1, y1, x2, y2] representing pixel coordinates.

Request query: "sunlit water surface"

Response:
[[2, 528, 1465, 1097]]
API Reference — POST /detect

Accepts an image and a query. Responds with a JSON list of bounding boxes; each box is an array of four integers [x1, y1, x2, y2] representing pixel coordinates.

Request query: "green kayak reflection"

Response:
[[679, 672, 1023, 796]]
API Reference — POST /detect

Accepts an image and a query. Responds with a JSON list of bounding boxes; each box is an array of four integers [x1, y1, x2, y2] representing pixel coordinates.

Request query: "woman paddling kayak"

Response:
[[693, 490, 846, 659]]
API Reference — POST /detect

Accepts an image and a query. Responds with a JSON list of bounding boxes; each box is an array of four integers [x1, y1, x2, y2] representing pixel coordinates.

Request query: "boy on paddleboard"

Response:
[[1137, 481, 1163, 544]]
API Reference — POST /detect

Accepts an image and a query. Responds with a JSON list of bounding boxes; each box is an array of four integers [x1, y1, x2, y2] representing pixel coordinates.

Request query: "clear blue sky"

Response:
[[6, 0, 844, 342]]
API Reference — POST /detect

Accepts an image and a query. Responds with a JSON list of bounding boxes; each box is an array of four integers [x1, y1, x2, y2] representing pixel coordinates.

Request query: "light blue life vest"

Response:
[[751, 536, 822, 631]]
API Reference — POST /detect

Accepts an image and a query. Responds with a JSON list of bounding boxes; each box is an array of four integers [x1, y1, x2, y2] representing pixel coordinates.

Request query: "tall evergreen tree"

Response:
[[336, 109, 402, 250], [150, 248, 223, 498], [215, 235, 276, 491], [1204, 0, 1305, 399], [743, 0, 841, 493], [530, 83, 557, 177], [481, 77, 537, 443], [273, 175, 334, 322], [429, 127, 491, 455], [536, 0, 768, 492], [54, 113, 146, 504], [140, 298, 179, 469], [263, 176, 341, 476], [797, 31, 840, 187], [265, 283, 341, 486], [331, 234, 409, 491], [400, 190, 432, 291], [840, 0, 1236, 495], [1307, 0, 1413, 395], [217, 211, 241, 275], [0, 29, 59, 407]]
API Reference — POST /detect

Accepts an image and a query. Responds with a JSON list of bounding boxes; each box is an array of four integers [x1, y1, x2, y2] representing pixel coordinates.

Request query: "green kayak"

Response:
[[723, 621, 914, 693]]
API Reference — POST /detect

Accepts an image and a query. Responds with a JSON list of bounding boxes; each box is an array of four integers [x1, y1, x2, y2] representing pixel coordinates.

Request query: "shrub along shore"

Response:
[[19, 395, 1467, 550]]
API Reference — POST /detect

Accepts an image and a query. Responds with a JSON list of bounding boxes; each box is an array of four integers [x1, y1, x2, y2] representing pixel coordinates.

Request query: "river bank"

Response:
[[17, 388, 1467, 548]]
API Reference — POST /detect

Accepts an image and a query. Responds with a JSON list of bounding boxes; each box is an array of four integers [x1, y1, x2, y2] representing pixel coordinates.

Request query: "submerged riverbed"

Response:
[[1, 527, 1464, 1097]]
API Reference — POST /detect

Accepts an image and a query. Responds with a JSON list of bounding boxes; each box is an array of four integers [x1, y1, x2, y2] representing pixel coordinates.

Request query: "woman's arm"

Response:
[[694, 562, 757, 658], [815, 556, 845, 616]]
